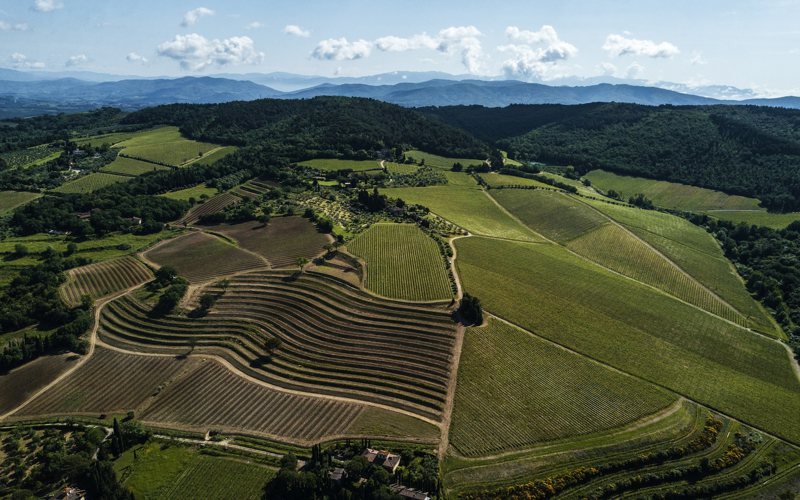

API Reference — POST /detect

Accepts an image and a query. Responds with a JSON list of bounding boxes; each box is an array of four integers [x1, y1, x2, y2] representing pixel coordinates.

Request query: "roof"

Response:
[[328, 467, 347, 481], [362, 448, 401, 471], [390, 485, 430, 500]]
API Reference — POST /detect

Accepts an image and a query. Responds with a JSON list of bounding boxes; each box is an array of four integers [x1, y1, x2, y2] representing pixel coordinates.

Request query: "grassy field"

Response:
[[101, 156, 169, 176], [208, 216, 330, 268], [160, 184, 218, 201], [384, 173, 542, 242], [53, 172, 130, 193], [455, 236, 800, 444], [386, 162, 419, 174], [0, 230, 178, 263], [144, 232, 265, 282], [347, 223, 452, 301], [113, 127, 220, 167], [450, 319, 675, 456], [60, 256, 153, 307], [297, 158, 383, 171], [0, 191, 41, 214], [404, 150, 485, 170]]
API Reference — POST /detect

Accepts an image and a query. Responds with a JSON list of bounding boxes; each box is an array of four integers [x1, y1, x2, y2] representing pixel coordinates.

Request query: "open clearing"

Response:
[[449, 318, 675, 457], [0, 190, 41, 214], [60, 255, 153, 307], [101, 156, 169, 176], [143, 231, 266, 282], [405, 150, 485, 170], [0, 353, 80, 414], [53, 172, 130, 193], [348, 223, 452, 301], [455, 236, 800, 444], [209, 216, 330, 268]]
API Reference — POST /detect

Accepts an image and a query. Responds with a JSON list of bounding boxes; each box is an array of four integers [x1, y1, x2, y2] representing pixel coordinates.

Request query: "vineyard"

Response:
[[52, 172, 130, 193], [101, 156, 169, 176], [191, 145, 238, 166], [454, 236, 800, 444], [113, 126, 220, 167], [159, 454, 272, 500], [210, 216, 330, 268], [404, 150, 485, 170], [0, 191, 41, 214], [0, 353, 79, 414], [60, 255, 153, 307], [297, 158, 382, 171], [143, 232, 266, 283], [0, 144, 60, 169], [230, 178, 272, 199], [97, 269, 458, 420], [347, 223, 452, 301], [478, 173, 553, 189], [160, 184, 218, 201], [179, 192, 242, 225], [449, 319, 675, 457]]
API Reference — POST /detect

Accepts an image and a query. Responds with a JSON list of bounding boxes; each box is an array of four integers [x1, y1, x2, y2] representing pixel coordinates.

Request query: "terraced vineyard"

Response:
[[210, 216, 330, 268], [98, 270, 457, 420], [230, 178, 272, 199], [455, 236, 800, 444], [179, 192, 241, 225], [60, 256, 153, 307], [13, 347, 198, 418], [348, 223, 452, 301], [52, 172, 130, 193], [144, 232, 266, 283], [450, 319, 676, 456]]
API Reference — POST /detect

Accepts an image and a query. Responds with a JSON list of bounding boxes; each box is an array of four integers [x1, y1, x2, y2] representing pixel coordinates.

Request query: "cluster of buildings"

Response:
[[327, 448, 431, 500]]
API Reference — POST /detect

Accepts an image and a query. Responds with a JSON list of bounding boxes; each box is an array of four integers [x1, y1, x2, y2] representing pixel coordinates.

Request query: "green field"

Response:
[[191, 145, 237, 166], [348, 223, 452, 301], [53, 172, 130, 193], [0, 231, 178, 261], [404, 150, 485, 170], [0, 144, 61, 169], [450, 318, 675, 456], [384, 173, 542, 242], [455, 236, 800, 444], [102, 156, 170, 176], [160, 184, 218, 201], [0, 190, 41, 214], [115, 441, 272, 500], [706, 210, 800, 229], [113, 126, 220, 167], [479, 173, 552, 189], [75, 129, 147, 147], [386, 162, 419, 174], [297, 158, 383, 171]]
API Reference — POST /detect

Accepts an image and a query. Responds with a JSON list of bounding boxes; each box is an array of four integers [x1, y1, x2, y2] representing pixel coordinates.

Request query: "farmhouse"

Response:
[[390, 485, 431, 500], [328, 467, 347, 485], [362, 448, 401, 473]]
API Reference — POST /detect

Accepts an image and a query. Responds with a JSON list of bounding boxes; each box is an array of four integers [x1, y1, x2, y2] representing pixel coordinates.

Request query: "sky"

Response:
[[1, 0, 799, 94]]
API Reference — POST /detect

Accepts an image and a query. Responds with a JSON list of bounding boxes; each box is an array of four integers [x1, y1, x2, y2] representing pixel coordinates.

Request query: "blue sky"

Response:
[[1, 0, 799, 94]]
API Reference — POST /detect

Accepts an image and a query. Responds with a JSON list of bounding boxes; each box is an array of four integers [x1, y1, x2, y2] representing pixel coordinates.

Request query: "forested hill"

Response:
[[122, 96, 489, 160], [424, 103, 800, 211]]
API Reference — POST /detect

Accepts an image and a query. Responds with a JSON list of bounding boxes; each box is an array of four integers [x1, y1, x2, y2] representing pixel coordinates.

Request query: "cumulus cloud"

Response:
[[246, 21, 263, 30], [311, 37, 371, 61], [126, 52, 148, 64], [602, 34, 679, 58], [500, 25, 577, 80], [9, 52, 45, 69], [372, 26, 483, 74], [33, 0, 62, 12], [625, 62, 645, 78], [0, 21, 29, 31], [690, 51, 707, 65], [157, 33, 264, 70], [284, 24, 310, 37], [181, 7, 214, 27], [65, 54, 88, 67]]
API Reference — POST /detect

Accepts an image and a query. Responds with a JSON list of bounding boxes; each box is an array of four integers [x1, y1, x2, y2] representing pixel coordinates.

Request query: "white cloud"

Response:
[[690, 51, 707, 65], [372, 26, 483, 74], [0, 21, 29, 31], [625, 62, 645, 78], [33, 0, 62, 12], [599, 62, 617, 75], [65, 54, 88, 67], [157, 33, 264, 70], [283, 24, 310, 37], [603, 34, 679, 58], [126, 52, 148, 64], [500, 25, 577, 80], [181, 7, 214, 27], [311, 37, 371, 61], [9, 52, 45, 69], [375, 34, 436, 52], [246, 21, 263, 30]]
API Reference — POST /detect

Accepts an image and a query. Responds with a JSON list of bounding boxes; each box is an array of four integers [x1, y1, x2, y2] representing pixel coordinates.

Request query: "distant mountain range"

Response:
[[1, 68, 798, 119]]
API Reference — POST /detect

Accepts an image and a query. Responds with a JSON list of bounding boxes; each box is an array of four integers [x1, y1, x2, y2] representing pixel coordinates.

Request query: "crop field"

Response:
[[178, 192, 241, 225], [12, 347, 198, 418], [52, 172, 130, 193], [385, 176, 542, 242], [209, 216, 330, 268], [454, 236, 800, 444], [60, 256, 153, 307], [160, 183, 218, 201], [97, 270, 458, 421], [297, 158, 383, 171], [0, 190, 41, 214], [585, 169, 764, 212], [582, 198, 780, 335], [449, 319, 675, 457], [404, 150, 485, 170], [347, 223, 452, 301], [0, 144, 60, 169], [143, 232, 266, 282], [112, 126, 220, 167], [0, 353, 79, 414], [101, 156, 169, 176]]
